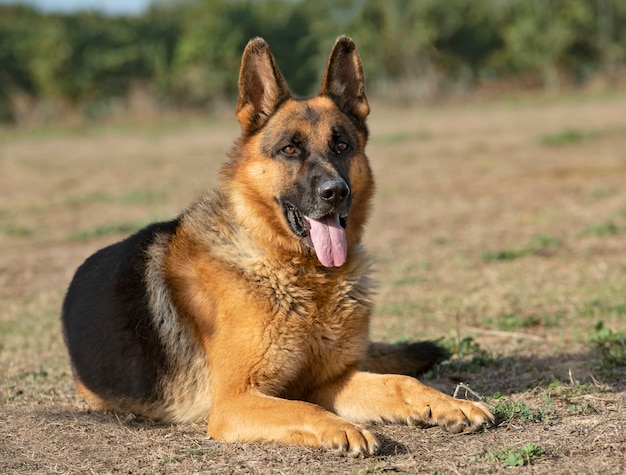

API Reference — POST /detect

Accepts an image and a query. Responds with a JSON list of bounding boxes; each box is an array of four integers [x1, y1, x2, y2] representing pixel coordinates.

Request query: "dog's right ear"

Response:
[[236, 38, 290, 135]]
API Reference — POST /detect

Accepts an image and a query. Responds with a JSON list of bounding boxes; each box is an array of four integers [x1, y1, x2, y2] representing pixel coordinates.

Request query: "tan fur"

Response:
[[75, 380, 111, 410]]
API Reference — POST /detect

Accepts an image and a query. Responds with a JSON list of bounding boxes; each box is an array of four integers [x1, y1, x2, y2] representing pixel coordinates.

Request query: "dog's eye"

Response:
[[281, 145, 297, 156], [335, 142, 350, 154]]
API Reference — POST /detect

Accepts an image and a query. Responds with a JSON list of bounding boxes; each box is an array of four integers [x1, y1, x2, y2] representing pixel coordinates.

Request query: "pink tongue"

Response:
[[307, 214, 347, 267]]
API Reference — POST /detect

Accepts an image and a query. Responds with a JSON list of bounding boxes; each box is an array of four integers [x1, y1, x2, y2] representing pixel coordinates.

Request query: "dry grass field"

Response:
[[1, 93, 625, 474]]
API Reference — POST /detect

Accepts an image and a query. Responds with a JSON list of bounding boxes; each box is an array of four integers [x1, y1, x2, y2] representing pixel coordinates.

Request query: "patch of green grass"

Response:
[[120, 188, 167, 205], [449, 336, 485, 360], [483, 308, 565, 331], [539, 312, 565, 328], [361, 460, 393, 473], [491, 392, 550, 423], [64, 191, 113, 208], [378, 302, 410, 318], [160, 456, 183, 465], [590, 187, 618, 199], [590, 321, 626, 368], [18, 368, 49, 381], [547, 379, 603, 398], [580, 221, 620, 237], [0, 210, 34, 237], [567, 402, 596, 414], [482, 248, 524, 262], [159, 446, 217, 466], [3, 368, 50, 402], [432, 236, 452, 246], [376, 132, 412, 144], [482, 234, 562, 262], [526, 234, 562, 255], [67, 221, 147, 241], [376, 130, 432, 144], [539, 128, 595, 147], [390, 275, 425, 286], [492, 313, 542, 331], [20, 463, 39, 472], [65, 189, 168, 208], [578, 300, 626, 318], [473, 443, 544, 467], [542, 380, 599, 415], [183, 448, 210, 457], [387, 262, 431, 286], [0, 222, 34, 237], [0, 294, 61, 354], [436, 336, 507, 373]]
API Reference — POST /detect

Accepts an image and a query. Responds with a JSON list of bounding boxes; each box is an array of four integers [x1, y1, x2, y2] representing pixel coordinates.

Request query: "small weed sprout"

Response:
[[473, 443, 544, 467], [590, 321, 626, 369], [436, 336, 495, 373], [491, 392, 550, 424]]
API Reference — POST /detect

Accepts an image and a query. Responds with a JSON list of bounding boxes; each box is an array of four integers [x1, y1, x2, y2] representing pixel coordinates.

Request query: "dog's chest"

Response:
[[247, 263, 372, 395]]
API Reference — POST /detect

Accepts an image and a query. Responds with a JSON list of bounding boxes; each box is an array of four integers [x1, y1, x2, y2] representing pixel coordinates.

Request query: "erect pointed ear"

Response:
[[236, 37, 291, 135], [320, 36, 369, 123]]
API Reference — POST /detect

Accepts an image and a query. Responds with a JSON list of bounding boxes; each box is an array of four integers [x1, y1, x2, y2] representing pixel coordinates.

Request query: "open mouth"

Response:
[[283, 202, 348, 268]]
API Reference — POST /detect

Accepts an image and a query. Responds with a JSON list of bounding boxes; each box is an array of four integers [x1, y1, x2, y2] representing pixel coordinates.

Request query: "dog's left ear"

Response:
[[320, 36, 370, 123], [237, 37, 291, 135]]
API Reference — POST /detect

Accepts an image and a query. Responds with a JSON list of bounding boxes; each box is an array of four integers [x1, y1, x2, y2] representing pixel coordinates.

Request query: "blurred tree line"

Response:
[[1, 0, 625, 123]]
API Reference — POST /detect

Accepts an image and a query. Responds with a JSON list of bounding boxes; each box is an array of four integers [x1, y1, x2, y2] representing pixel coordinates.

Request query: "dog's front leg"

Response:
[[206, 390, 380, 456], [311, 371, 494, 433]]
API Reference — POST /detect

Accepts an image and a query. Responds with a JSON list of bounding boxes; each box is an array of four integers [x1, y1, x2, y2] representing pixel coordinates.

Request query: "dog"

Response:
[[62, 36, 493, 456]]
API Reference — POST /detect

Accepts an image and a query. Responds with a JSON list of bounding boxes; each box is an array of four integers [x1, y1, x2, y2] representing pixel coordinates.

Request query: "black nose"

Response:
[[318, 178, 350, 205]]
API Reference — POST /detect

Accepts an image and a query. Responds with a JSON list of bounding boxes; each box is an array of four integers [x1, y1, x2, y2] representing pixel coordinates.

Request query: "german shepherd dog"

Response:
[[62, 36, 493, 456]]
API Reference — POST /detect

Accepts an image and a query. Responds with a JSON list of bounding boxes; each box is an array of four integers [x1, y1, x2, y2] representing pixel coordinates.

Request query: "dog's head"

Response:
[[225, 36, 374, 268]]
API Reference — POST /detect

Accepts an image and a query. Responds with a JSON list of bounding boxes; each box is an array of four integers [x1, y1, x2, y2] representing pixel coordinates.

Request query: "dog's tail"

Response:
[[362, 341, 449, 377]]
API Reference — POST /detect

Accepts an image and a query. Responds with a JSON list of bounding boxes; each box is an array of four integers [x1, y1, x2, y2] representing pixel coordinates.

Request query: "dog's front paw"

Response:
[[421, 397, 494, 433], [319, 422, 380, 457]]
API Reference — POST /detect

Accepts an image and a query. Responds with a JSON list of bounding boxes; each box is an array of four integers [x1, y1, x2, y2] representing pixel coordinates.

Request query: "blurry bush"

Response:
[[1, 0, 625, 124]]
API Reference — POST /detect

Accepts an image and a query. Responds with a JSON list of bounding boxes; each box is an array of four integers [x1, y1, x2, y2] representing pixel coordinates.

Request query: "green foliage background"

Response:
[[1, 0, 625, 122]]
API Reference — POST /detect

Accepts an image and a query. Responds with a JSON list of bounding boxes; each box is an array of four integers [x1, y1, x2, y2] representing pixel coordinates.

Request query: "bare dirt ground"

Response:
[[1, 93, 625, 474]]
